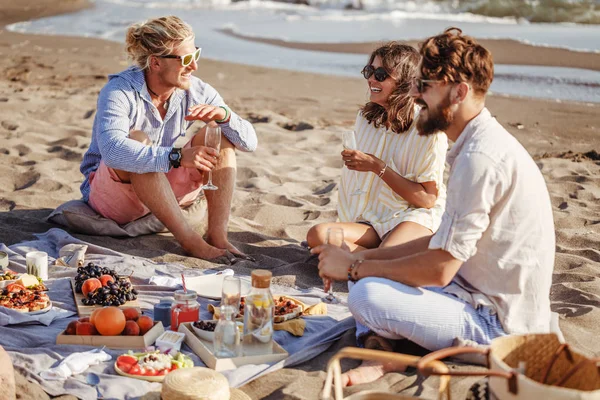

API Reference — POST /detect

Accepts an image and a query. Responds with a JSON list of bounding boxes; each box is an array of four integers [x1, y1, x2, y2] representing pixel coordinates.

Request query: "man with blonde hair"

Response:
[[80, 16, 257, 260], [313, 27, 555, 386]]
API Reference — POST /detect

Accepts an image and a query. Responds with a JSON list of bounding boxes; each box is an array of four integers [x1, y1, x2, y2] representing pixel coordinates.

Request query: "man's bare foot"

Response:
[[206, 236, 255, 261], [179, 234, 226, 260], [340, 334, 407, 387], [341, 359, 408, 387]]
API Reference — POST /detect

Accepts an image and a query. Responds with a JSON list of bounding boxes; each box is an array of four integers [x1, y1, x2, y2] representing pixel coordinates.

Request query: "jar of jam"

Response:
[[170, 289, 200, 331]]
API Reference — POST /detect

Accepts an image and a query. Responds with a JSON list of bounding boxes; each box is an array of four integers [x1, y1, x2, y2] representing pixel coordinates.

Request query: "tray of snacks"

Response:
[[0, 281, 51, 314], [71, 262, 140, 316], [114, 350, 194, 382], [179, 322, 288, 372], [209, 295, 304, 323]]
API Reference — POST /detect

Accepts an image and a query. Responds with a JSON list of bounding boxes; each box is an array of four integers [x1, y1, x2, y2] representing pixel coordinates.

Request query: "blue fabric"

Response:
[[80, 67, 258, 201], [349, 277, 507, 351]]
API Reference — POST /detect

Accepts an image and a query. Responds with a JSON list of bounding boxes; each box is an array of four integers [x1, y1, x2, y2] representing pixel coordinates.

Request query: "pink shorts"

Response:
[[88, 146, 204, 225]]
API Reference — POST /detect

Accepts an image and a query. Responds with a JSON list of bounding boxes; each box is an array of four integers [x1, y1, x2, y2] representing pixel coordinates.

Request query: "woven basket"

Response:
[[321, 347, 451, 400], [417, 333, 600, 400], [161, 367, 250, 400]]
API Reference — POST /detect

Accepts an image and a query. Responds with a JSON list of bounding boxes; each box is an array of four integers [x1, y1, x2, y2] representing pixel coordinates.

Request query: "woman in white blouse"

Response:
[[306, 42, 448, 251]]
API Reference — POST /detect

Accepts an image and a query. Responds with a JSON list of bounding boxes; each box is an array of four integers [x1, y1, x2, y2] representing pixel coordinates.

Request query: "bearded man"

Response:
[[312, 27, 556, 386], [80, 16, 257, 260]]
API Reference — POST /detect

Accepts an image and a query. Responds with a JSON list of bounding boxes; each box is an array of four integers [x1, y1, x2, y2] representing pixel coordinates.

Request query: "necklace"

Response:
[[147, 85, 169, 110]]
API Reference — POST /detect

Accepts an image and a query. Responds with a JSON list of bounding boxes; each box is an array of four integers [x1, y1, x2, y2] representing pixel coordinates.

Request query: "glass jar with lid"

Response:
[[170, 289, 199, 331]]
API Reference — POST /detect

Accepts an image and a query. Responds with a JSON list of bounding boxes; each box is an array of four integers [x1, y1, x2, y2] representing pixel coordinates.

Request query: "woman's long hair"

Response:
[[360, 42, 420, 134]]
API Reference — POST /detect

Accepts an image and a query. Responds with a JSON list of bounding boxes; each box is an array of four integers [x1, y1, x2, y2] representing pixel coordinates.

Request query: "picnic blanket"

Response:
[[0, 228, 354, 400]]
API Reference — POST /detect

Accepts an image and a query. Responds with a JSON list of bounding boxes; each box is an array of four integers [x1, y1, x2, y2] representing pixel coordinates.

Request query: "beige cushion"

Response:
[[47, 198, 206, 237]]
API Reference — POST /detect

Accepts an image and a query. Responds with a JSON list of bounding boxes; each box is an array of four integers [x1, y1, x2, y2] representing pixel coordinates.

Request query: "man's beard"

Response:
[[416, 94, 454, 136]]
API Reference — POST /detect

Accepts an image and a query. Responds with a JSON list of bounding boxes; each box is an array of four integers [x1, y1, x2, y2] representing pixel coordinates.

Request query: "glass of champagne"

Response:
[[322, 227, 344, 304], [202, 125, 221, 191], [221, 276, 241, 316], [342, 130, 366, 196]]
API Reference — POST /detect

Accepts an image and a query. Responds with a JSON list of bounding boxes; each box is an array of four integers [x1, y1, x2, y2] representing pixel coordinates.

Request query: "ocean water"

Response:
[[8, 0, 600, 103]]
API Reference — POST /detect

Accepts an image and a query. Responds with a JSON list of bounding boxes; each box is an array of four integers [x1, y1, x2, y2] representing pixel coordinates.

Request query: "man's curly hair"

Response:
[[419, 27, 493, 98], [360, 42, 420, 134]]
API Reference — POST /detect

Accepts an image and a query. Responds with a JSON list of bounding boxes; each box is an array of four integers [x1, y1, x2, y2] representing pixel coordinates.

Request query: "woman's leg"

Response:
[[306, 222, 380, 252], [379, 221, 432, 248]]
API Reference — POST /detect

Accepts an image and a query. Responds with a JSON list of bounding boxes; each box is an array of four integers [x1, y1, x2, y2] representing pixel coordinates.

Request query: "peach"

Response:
[[136, 316, 154, 336], [76, 322, 97, 336], [122, 307, 139, 322], [94, 306, 126, 336], [65, 320, 80, 335], [122, 320, 140, 336], [90, 308, 101, 327], [78, 317, 90, 323], [81, 278, 102, 297], [99, 274, 115, 287]]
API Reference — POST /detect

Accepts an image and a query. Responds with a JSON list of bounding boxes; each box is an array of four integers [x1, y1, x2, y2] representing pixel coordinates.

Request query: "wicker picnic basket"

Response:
[[417, 333, 600, 400], [321, 347, 452, 400]]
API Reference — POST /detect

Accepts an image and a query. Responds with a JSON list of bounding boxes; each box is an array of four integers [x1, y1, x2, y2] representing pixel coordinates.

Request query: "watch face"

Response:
[[170, 153, 178, 161]]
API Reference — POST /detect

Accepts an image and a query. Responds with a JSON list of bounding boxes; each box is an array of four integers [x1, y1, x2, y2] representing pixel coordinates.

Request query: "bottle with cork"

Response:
[[242, 269, 275, 356]]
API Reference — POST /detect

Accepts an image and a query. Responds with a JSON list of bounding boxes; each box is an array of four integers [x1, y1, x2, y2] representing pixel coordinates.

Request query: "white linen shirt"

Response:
[[338, 111, 448, 238], [429, 108, 555, 334]]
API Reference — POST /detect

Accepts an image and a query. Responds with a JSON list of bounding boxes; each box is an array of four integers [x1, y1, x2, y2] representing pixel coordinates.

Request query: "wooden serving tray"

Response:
[[70, 279, 142, 317], [56, 321, 164, 349], [179, 322, 288, 372]]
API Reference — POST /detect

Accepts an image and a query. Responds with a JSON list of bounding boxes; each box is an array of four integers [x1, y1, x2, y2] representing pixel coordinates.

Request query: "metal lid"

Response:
[[251, 269, 272, 289], [174, 289, 197, 301]]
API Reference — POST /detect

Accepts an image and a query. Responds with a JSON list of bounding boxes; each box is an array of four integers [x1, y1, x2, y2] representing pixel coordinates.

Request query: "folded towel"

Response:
[[40, 349, 111, 380]]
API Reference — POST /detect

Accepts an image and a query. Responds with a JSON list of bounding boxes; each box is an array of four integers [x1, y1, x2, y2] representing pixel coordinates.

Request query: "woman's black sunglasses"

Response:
[[361, 65, 390, 82]]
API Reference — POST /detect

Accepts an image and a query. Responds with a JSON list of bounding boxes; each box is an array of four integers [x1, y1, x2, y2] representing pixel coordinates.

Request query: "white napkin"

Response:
[[149, 268, 234, 288], [0, 306, 75, 326], [40, 349, 111, 380]]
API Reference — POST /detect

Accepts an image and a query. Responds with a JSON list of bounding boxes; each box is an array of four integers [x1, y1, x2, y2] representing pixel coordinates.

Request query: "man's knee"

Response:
[[128, 130, 152, 145], [0, 346, 16, 400]]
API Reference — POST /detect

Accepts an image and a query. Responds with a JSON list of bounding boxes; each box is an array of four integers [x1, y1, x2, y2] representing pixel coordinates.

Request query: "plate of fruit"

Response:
[[114, 350, 194, 382], [72, 263, 139, 313]]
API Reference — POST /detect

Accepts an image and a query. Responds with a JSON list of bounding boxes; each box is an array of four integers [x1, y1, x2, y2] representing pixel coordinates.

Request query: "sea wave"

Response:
[[102, 0, 600, 24]]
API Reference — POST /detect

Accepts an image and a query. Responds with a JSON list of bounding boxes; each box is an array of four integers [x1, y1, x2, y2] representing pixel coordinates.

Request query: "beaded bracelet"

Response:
[[347, 259, 364, 282], [215, 106, 230, 124]]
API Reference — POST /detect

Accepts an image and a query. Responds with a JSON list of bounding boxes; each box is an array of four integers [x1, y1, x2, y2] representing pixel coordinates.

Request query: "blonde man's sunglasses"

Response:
[[158, 47, 202, 67]]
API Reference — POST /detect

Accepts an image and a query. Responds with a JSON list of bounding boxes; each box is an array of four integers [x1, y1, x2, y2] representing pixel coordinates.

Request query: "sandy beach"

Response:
[[1, 0, 599, 399]]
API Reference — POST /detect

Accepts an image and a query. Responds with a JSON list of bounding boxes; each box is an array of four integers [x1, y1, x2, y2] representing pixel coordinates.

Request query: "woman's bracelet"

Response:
[[348, 259, 364, 282], [377, 164, 387, 178], [215, 106, 231, 124]]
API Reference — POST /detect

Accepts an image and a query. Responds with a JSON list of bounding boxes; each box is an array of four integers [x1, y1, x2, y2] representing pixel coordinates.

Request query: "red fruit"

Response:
[[122, 320, 140, 336], [78, 317, 90, 323], [76, 322, 97, 335], [99, 274, 115, 287], [82, 278, 102, 297], [116, 355, 137, 373], [65, 320, 80, 335], [122, 307, 139, 321], [136, 316, 154, 336]]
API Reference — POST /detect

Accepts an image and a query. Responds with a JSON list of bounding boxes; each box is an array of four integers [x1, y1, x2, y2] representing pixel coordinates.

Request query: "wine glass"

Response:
[[221, 276, 241, 316], [202, 125, 221, 191], [342, 130, 366, 196], [322, 227, 344, 304]]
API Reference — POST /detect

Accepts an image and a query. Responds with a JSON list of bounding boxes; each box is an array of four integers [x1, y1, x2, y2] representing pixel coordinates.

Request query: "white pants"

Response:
[[348, 277, 507, 351]]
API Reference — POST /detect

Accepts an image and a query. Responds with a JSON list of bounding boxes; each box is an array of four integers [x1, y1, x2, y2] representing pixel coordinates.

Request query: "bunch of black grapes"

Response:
[[75, 262, 138, 306]]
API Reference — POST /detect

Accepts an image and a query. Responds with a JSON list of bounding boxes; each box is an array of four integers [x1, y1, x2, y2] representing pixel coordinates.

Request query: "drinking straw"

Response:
[[181, 273, 187, 293]]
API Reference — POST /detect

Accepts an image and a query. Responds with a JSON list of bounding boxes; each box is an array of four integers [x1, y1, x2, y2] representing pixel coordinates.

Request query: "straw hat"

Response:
[[161, 367, 250, 400]]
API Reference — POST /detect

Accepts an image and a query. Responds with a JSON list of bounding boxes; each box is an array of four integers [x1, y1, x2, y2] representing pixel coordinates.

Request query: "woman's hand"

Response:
[[342, 149, 385, 174]]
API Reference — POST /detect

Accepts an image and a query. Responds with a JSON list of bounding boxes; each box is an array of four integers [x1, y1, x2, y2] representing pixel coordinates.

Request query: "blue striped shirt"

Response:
[[80, 67, 257, 201]]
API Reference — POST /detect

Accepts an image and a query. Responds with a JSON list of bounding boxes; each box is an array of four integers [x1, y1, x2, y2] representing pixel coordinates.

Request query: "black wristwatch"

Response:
[[169, 147, 182, 169]]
